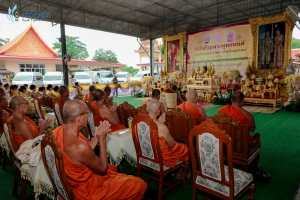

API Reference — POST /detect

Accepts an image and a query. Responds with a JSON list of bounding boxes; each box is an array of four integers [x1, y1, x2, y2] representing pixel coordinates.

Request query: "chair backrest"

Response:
[[41, 130, 76, 200], [52, 98, 64, 125], [189, 119, 235, 198], [116, 101, 128, 125], [164, 93, 177, 109], [132, 111, 165, 171], [1, 116, 19, 154], [33, 96, 45, 119], [119, 103, 135, 127], [165, 108, 197, 145]]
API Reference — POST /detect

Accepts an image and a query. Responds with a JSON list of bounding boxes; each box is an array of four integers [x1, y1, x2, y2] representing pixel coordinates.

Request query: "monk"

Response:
[[104, 86, 113, 106], [91, 89, 125, 132], [83, 85, 96, 101], [147, 99, 189, 168], [53, 99, 147, 199], [177, 89, 206, 121], [171, 85, 184, 105], [142, 89, 166, 114], [9, 96, 52, 148], [0, 94, 12, 120], [58, 85, 70, 105], [218, 91, 256, 132]]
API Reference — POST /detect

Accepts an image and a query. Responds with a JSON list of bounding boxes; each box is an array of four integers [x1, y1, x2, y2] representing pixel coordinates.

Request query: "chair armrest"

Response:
[[249, 133, 260, 147]]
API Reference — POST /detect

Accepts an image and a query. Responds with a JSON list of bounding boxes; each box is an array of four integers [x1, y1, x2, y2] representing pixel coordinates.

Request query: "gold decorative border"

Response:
[[249, 12, 294, 77], [162, 32, 186, 74]]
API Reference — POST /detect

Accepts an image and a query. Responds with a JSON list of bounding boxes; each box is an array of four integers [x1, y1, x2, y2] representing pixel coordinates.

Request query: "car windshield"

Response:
[[100, 72, 113, 78], [117, 74, 126, 78], [134, 73, 144, 78], [13, 76, 32, 81], [76, 75, 90, 79], [44, 75, 61, 81]]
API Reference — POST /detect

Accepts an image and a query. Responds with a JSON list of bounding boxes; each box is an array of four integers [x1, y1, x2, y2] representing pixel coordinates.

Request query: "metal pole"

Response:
[[150, 38, 154, 76], [60, 23, 68, 86]]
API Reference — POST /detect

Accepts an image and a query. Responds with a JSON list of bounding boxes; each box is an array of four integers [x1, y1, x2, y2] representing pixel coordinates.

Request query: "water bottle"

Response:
[[128, 117, 133, 130]]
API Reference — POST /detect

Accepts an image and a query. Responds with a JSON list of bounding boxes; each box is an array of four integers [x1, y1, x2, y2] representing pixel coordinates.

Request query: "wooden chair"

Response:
[[32, 96, 45, 119], [132, 111, 188, 200], [208, 114, 261, 171], [117, 101, 133, 127], [41, 130, 76, 200], [189, 119, 255, 200], [52, 97, 64, 126], [165, 108, 197, 146], [1, 116, 34, 199], [86, 101, 101, 138], [119, 103, 135, 127]]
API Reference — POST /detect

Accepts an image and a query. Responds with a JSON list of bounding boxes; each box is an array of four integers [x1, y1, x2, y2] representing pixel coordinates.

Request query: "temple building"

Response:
[[0, 24, 126, 78]]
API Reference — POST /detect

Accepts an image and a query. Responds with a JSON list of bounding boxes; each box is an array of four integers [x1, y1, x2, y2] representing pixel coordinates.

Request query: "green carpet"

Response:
[[1, 98, 300, 199]]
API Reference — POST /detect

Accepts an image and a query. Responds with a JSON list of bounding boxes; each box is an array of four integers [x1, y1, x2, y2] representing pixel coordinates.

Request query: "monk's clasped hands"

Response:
[[95, 120, 111, 141]]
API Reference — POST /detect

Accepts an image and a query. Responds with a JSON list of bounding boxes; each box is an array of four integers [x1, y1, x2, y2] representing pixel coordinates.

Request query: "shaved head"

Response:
[[63, 99, 87, 123], [93, 89, 105, 101], [9, 96, 23, 110], [146, 99, 160, 114], [59, 85, 69, 95], [231, 91, 244, 104]]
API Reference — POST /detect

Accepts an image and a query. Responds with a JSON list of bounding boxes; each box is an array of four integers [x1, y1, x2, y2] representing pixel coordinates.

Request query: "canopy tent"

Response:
[[0, 0, 299, 39]]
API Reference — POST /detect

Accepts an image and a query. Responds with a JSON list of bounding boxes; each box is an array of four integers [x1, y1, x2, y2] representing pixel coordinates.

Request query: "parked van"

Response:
[[116, 72, 131, 83], [73, 72, 92, 85], [43, 72, 64, 86], [96, 71, 114, 84], [131, 71, 156, 82], [12, 72, 43, 86]]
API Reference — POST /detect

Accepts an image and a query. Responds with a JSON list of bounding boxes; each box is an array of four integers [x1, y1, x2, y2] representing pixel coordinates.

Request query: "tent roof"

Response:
[[0, 0, 299, 39]]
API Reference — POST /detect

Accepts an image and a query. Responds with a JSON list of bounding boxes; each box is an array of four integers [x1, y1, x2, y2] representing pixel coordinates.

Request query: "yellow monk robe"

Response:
[[177, 102, 202, 121], [73, 86, 84, 98], [11, 90, 19, 97], [10, 116, 39, 148], [52, 91, 60, 97], [53, 125, 147, 200], [90, 101, 126, 132], [159, 136, 189, 168], [218, 104, 250, 125]]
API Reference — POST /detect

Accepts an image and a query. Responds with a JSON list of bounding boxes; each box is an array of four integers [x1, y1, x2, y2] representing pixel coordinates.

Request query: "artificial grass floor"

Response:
[[1, 97, 300, 199]]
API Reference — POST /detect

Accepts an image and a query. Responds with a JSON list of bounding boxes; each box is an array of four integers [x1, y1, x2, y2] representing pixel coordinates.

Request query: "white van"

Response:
[[116, 72, 131, 83], [73, 72, 92, 85], [131, 71, 151, 82], [96, 71, 114, 84], [43, 72, 64, 86], [12, 72, 43, 86]]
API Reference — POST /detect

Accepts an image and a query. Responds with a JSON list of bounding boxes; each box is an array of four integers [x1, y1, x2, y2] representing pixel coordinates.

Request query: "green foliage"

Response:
[[52, 36, 89, 60], [211, 90, 233, 105], [286, 100, 300, 112], [0, 38, 9, 47], [119, 66, 139, 76], [292, 38, 300, 49], [134, 89, 144, 98], [10, 74, 15, 79], [160, 44, 164, 55], [92, 48, 119, 63]]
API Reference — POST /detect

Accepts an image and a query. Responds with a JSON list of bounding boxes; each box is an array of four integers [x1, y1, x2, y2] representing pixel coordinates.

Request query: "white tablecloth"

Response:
[[21, 160, 54, 200], [106, 129, 137, 166]]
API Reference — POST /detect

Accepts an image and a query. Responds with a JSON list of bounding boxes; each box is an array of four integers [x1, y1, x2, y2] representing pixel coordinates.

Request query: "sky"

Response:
[[0, 13, 300, 67]]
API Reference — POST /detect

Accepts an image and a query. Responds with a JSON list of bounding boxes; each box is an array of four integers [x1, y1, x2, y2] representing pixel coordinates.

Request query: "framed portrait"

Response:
[[249, 12, 294, 76], [162, 32, 186, 73]]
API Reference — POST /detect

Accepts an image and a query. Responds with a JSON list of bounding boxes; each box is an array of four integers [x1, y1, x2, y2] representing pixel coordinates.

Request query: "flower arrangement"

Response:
[[285, 74, 300, 89], [130, 80, 142, 88], [142, 76, 154, 85], [223, 69, 241, 82]]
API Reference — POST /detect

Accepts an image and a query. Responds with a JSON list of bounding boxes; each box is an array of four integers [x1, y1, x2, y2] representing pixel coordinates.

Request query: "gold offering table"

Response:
[[244, 97, 281, 108]]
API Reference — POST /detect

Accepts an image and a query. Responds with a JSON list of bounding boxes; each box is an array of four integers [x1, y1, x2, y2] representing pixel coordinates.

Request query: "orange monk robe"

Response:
[[177, 102, 202, 121], [159, 136, 189, 167], [53, 125, 147, 200], [10, 116, 39, 148], [218, 104, 250, 126], [58, 97, 69, 106], [90, 102, 126, 132], [83, 94, 91, 101]]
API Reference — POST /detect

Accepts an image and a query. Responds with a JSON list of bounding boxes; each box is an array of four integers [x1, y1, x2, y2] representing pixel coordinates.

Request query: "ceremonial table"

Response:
[[106, 129, 137, 167]]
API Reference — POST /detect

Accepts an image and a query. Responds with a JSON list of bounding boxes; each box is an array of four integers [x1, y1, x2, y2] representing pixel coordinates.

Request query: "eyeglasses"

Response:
[[77, 111, 89, 117]]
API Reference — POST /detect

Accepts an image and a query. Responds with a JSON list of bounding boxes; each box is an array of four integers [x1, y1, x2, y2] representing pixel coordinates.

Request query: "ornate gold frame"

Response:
[[249, 12, 294, 77], [162, 32, 186, 73]]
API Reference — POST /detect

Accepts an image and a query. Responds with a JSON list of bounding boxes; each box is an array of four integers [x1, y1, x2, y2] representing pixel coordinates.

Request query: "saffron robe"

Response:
[[177, 102, 202, 121], [83, 94, 91, 101], [218, 104, 251, 126], [11, 116, 39, 148], [159, 136, 189, 168], [58, 97, 69, 106], [90, 102, 126, 132], [53, 125, 147, 200]]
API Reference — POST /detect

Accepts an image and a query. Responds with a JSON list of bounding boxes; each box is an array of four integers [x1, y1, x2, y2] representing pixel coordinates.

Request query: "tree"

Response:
[[292, 38, 300, 49], [0, 38, 10, 47], [119, 66, 139, 76], [52, 36, 89, 60], [92, 48, 119, 63]]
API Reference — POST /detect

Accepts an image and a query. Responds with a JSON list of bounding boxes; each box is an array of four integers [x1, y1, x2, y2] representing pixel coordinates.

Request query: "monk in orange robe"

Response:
[[0, 94, 13, 134], [141, 89, 166, 114], [83, 85, 96, 101], [218, 91, 256, 132], [58, 85, 71, 105], [147, 99, 189, 168], [92, 89, 125, 132], [9, 96, 52, 148], [177, 89, 206, 122], [53, 99, 147, 199]]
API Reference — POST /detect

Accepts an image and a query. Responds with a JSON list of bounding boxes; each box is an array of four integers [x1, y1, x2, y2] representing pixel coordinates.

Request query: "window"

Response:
[[18, 64, 46, 75], [100, 72, 113, 78], [117, 74, 126, 78]]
